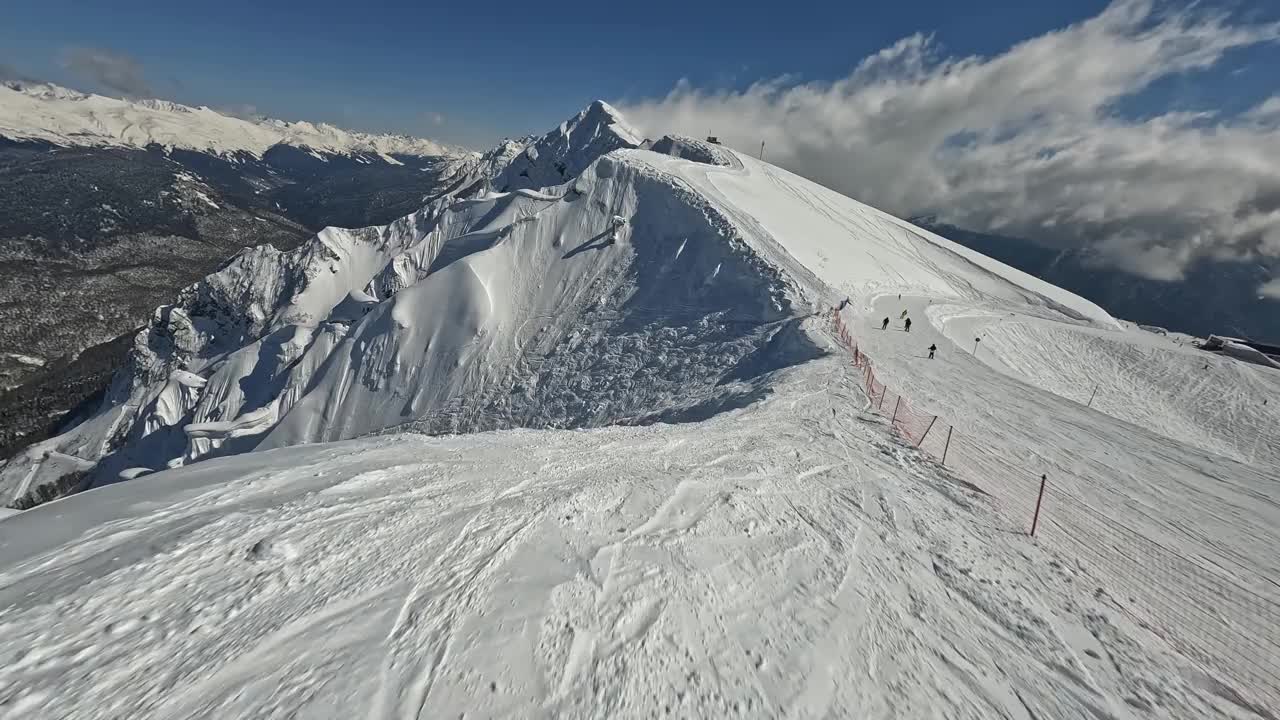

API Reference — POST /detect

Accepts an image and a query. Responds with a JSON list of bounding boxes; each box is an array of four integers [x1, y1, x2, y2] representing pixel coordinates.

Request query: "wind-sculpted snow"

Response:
[[266, 153, 808, 447], [649, 135, 737, 167]]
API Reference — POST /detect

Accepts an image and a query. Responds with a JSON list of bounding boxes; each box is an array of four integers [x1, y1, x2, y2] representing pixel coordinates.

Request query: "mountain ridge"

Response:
[[0, 80, 460, 159]]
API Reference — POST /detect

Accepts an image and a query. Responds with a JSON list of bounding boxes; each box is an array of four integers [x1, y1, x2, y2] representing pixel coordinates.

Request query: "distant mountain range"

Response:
[[0, 80, 454, 158], [916, 221, 1280, 344]]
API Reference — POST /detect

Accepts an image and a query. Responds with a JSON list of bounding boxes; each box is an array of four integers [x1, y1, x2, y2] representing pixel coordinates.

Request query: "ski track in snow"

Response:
[[0, 332, 1271, 719]]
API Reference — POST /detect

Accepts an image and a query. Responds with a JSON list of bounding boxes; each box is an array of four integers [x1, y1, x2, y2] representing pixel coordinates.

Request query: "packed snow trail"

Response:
[[838, 295, 1280, 710], [847, 296, 1280, 590], [0, 342, 1257, 719]]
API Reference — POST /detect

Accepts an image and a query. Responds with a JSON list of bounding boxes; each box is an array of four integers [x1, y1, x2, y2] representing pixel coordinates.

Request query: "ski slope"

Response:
[[1, 113, 1277, 718], [1, 341, 1267, 720]]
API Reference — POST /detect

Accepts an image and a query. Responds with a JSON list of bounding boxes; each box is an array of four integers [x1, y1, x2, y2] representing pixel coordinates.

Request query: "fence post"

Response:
[[1030, 474, 1048, 536], [941, 426, 953, 466], [917, 415, 938, 448], [891, 396, 902, 425], [1086, 385, 1098, 408], [878, 385, 886, 410]]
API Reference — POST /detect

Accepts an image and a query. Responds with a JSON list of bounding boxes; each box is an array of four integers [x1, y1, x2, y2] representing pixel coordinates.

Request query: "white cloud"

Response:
[[1261, 277, 1280, 299], [62, 47, 151, 97], [618, 0, 1280, 281], [218, 104, 262, 120], [1245, 96, 1280, 122]]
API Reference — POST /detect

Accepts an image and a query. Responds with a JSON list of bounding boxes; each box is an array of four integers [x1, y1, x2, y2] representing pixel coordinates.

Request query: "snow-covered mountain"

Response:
[[0, 80, 456, 158], [3, 102, 1278, 718], [0, 99, 1116, 507]]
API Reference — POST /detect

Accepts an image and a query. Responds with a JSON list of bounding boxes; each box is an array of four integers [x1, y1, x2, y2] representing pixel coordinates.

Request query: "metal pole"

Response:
[[891, 396, 902, 425], [1030, 474, 1048, 537], [941, 426, 953, 466], [917, 415, 938, 448], [1086, 385, 1098, 408], [878, 383, 886, 411]]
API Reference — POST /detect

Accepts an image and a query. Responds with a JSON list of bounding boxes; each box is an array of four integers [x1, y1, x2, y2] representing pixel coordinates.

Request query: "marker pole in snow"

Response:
[[1030, 474, 1048, 537], [973, 337, 982, 356], [891, 396, 902, 426], [1086, 385, 1099, 408], [917, 415, 938, 447], [941, 426, 953, 466]]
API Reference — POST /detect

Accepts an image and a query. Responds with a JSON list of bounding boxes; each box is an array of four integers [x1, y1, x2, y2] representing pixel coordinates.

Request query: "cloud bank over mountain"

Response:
[[620, 0, 1280, 291]]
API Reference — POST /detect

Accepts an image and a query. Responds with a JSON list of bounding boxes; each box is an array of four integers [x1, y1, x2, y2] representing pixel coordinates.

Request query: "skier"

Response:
[[881, 317, 890, 331], [928, 344, 936, 359], [904, 317, 912, 332], [900, 309, 909, 319]]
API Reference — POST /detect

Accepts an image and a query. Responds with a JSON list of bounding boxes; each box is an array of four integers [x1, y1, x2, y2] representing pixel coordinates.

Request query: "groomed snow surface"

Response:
[[1, 133, 1277, 719]]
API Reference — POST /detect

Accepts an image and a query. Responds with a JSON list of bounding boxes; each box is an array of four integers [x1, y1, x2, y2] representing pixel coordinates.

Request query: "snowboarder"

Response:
[[904, 317, 912, 332], [928, 344, 936, 359], [881, 317, 890, 331]]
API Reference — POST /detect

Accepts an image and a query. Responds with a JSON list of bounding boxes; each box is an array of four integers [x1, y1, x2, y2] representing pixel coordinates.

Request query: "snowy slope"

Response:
[[0, 81, 455, 158], [1, 336, 1273, 719], [1, 102, 1277, 718], [0, 348, 1259, 717]]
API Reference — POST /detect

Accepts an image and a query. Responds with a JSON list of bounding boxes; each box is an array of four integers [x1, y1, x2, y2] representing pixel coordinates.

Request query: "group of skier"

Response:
[[881, 315, 913, 333], [879, 312, 935, 359]]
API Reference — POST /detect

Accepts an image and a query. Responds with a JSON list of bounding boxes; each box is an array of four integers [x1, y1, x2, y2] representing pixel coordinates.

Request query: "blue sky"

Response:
[[0, 0, 1233, 147]]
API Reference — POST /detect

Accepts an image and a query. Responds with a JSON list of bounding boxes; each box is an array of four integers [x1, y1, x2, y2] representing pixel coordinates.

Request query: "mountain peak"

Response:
[[572, 100, 642, 146], [490, 101, 643, 192], [584, 99, 623, 120]]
